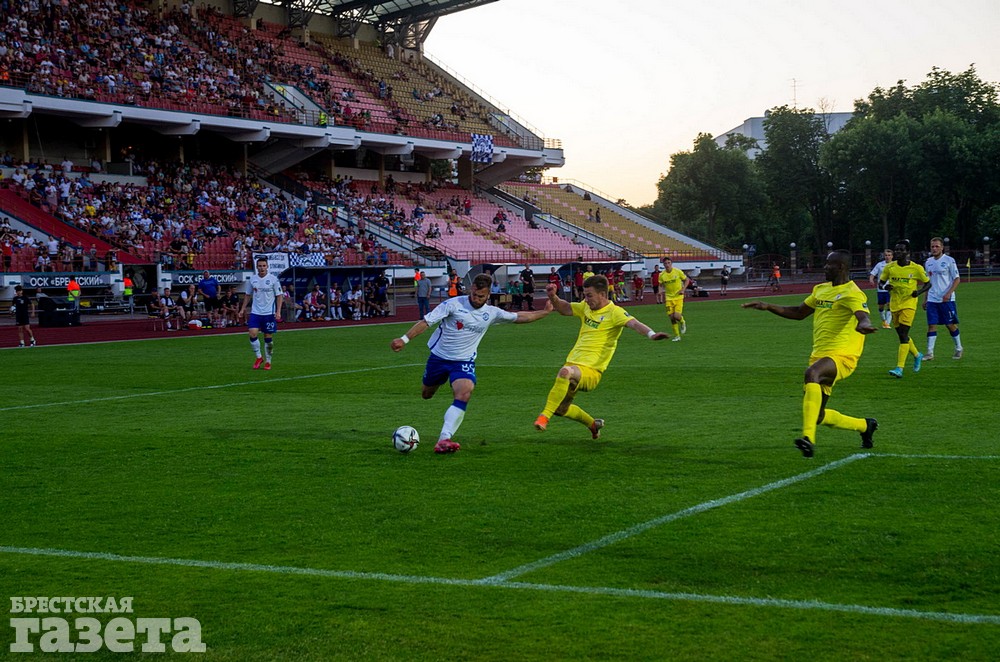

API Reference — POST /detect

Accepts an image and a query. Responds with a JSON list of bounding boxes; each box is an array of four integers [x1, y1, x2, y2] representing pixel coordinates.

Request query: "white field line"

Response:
[[480, 454, 870, 583], [0, 364, 421, 413], [0, 318, 409, 351], [0, 545, 997, 626], [873, 453, 1000, 460]]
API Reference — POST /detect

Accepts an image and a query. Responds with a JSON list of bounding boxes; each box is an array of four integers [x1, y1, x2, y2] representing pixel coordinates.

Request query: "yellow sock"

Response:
[[908, 338, 919, 357], [896, 344, 909, 368], [563, 404, 594, 428], [671, 322, 679, 336], [541, 376, 571, 418], [802, 383, 822, 442], [821, 408, 867, 432]]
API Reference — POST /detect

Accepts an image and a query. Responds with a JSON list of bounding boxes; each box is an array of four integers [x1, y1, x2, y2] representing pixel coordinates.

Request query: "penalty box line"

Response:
[[1, 544, 998, 626], [479, 451, 1000, 585], [479, 454, 870, 584], [0, 364, 422, 413]]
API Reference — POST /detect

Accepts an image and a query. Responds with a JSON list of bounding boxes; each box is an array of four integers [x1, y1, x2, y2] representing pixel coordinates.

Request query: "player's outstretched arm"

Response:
[[545, 283, 573, 316], [391, 320, 429, 351], [514, 300, 552, 324], [625, 318, 670, 340], [741, 301, 813, 320]]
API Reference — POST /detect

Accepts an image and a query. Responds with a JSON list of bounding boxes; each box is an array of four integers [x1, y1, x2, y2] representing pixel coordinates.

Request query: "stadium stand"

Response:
[[0, 0, 728, 277], [501, 182, 719, 259]]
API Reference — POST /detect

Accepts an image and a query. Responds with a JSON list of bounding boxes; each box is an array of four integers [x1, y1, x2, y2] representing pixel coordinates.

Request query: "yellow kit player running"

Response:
[[534, 275, 669, 438], [658, 256, 690, 341], [879, 240, 930, 378], [742, 250, 878, 458]]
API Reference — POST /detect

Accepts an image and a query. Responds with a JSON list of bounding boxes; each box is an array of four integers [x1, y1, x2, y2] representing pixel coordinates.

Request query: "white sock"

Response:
[[953, 333, 963, 351], [250, 338, 261, 358], [439, 404, 466, 441], [927, 335, 937, 355]]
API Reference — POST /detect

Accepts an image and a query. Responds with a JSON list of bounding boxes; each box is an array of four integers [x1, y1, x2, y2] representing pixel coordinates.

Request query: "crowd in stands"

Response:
[[2, 156, 408, 271], [0, 0, 296, 120]]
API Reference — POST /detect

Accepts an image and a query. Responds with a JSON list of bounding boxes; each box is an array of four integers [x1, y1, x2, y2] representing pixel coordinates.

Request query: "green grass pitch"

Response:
[[2, 282, 999, 659]]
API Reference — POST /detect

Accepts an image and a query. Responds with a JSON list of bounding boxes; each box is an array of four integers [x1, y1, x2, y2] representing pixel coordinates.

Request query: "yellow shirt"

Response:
[[881, 261, 929, 312], [565, 301, 632, 373], [582, 270, 595, 283], [658, 268, 687, 299], [803, 281, 869, 359]]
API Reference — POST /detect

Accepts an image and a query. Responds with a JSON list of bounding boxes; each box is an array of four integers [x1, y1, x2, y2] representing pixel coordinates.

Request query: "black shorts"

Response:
[[203, 297, 220, 311], [15, 314, 30, 326]]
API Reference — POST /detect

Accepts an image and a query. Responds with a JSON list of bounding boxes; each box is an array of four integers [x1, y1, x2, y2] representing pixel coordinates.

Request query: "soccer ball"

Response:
[[392, 426, 420, 453]]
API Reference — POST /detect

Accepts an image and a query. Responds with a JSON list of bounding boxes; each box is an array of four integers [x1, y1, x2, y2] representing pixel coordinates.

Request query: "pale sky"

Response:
[[424, 0, 1000, 207]]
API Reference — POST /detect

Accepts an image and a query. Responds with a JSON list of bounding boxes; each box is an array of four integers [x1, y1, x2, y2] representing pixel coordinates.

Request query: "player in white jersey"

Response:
[[390, 273, 551, 453], [923, 237, 963, 360], [239, 257, 283, 370], [868, 248, 894, 328]]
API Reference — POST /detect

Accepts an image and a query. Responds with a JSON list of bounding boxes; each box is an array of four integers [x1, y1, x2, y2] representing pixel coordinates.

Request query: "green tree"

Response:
[[652, 133, 765, 249], [843, 66, 1000, 247], [822, 113, 922, 248], [756, 106, 837, 253]]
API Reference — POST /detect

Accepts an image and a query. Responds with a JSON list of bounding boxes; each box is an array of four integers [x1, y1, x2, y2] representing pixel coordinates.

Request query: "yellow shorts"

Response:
[[569, 364, 602, 393], [808, 353, 858, 396], [665, 297, 684, 317], [892, 308, 916, 327]]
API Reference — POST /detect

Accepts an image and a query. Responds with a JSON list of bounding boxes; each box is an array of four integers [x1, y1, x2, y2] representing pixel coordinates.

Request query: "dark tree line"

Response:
[[645, 67, 1000, 256]]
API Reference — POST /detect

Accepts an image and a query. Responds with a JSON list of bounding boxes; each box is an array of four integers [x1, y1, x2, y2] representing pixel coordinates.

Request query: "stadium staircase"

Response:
[[0, 189, 143, 265]]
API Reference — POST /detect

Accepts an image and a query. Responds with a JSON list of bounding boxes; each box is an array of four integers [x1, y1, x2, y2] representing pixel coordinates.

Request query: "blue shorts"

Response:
[[423, 353, 477, 387], [926, 301, 958, 326], [248, 313, 278, 334], [877, 290, 890, 306]]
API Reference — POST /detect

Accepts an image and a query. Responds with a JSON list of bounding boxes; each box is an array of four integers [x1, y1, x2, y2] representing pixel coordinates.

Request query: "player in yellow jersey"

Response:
[[534, 275, 670, 438], [658, 257, 690, 341], [878, 240, 930, 378], [742, 250, 878, 458]]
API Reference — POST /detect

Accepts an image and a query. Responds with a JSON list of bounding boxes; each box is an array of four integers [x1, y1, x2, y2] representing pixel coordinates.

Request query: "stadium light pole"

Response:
[[985, 236, 992, 276], [943, 237, 950, 254], [742, 244, 749, 282], [865, 240, 872, 270], [789, 243, 796, 281]]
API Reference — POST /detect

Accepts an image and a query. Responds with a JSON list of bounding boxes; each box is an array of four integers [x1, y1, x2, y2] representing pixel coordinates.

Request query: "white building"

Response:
[[716, 111, 854, 158]]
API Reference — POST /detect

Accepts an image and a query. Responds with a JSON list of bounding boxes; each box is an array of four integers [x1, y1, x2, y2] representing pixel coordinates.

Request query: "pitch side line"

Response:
[[0, 364, 421, 413], [874, 453, 1000, 460], [479, 454, 870, 583], [1, 545, 997, 626]]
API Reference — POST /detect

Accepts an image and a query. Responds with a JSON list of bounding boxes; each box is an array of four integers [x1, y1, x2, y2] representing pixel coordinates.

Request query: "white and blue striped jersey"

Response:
[[423, 296, 517, 361], [924, 254, 959, 303], [247, 273, 283, 315]]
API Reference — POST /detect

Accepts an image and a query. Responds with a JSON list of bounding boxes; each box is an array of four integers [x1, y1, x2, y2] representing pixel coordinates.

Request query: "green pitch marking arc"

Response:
[[1, 545, 998, 626], [479, 454, 871, 584], [0, 364, 423, 413]]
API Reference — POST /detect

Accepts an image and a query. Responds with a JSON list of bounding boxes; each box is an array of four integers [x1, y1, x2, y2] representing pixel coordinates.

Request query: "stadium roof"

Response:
[[254, 0, 498, 45]]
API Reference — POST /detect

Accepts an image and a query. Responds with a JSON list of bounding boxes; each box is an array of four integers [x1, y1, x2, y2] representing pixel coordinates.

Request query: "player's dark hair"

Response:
[[584, 274, 609, 294], [472, 273, 491, 291]]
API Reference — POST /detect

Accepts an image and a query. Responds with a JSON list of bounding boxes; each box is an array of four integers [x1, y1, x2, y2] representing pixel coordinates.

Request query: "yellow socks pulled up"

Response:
[[802, 382, 822, 442], [541, 376, 571, 419]]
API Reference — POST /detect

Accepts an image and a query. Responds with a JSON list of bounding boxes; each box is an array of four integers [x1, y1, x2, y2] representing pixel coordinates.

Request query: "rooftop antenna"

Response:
[[791, 78, 799, 108]]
